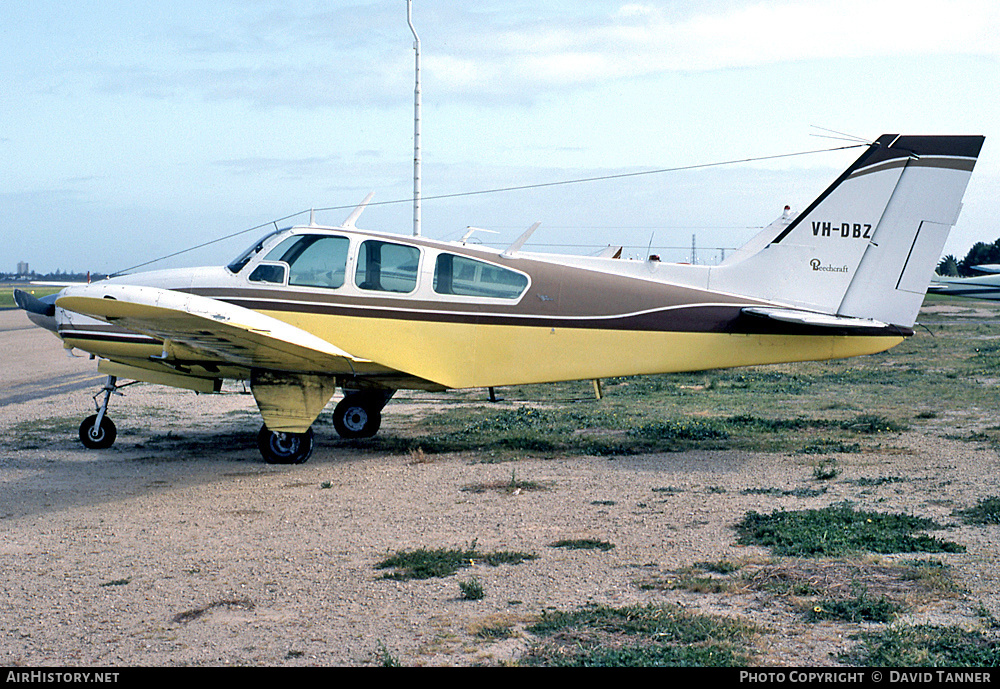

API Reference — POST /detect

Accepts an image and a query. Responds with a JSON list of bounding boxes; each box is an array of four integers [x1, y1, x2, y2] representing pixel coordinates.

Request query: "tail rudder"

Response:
[[709, 134, 984, 326], [836, 135, 984, 326]]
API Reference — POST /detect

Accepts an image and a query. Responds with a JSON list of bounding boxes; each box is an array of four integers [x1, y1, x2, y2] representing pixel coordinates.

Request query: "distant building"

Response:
[[16, 261, 28, 276]]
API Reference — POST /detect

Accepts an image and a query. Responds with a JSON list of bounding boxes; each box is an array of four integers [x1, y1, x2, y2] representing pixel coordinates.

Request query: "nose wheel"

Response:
[[80, 414, 117, 449], [79, 375, 124, 450]]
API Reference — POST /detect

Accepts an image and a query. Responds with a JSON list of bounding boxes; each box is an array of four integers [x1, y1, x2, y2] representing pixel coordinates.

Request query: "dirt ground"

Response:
[[2, 308, 1000, 667]]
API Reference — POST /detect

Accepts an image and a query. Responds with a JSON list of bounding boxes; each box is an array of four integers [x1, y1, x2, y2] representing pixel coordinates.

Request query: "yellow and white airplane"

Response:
[[15, 134, 985, 463]]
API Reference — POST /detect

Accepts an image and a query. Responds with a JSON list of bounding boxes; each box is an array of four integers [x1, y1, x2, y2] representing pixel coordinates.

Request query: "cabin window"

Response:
[[263, 235, 350, 289], [355, 240, 420, 293], [433, 254, 528, 299]]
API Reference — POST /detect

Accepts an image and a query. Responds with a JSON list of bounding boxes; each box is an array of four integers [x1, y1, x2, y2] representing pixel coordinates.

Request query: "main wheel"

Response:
[[257, 425, 315, 464], [79, 414, 117, 449], [332, 393, 382, 439]]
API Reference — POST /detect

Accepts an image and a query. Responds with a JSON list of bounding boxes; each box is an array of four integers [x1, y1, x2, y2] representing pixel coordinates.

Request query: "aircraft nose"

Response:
[[14, 288, 56, 316], [13, 289, 59, 333]]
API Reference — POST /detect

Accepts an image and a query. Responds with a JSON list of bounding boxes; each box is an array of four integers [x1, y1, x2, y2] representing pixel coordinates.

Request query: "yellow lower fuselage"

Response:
[[263, 309, 904, 390]]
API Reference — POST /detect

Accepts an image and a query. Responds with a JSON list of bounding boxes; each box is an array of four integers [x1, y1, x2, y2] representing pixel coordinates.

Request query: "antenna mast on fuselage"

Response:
[[407, 0, 422, 237]]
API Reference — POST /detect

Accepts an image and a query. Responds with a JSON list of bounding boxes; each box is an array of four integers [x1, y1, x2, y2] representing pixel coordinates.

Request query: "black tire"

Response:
[[257, 425, 314, 464], [79, 414, 117, 450], [332, 393, 382, 439]]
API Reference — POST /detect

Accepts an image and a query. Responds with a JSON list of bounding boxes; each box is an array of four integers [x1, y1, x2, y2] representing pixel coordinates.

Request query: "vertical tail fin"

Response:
[[710, 135, 984, 327]]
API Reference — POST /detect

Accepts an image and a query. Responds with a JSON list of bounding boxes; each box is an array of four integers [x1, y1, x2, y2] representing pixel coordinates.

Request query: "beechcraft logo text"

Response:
[[810, 259, 849, 273]]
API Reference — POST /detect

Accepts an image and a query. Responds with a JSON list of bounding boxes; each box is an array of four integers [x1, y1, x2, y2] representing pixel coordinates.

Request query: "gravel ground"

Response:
[[2, 309, 1000, 667]]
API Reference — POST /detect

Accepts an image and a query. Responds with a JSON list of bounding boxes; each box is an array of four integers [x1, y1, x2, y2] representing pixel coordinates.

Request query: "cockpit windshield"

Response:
[[226, 230, 285, 274]]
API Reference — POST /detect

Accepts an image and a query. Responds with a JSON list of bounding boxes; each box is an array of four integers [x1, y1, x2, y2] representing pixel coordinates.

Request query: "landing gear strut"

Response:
[[79, 375, 121, 449]]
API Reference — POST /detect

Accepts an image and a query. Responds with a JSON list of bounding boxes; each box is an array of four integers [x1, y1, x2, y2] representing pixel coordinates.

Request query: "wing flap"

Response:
[[56, 284, 374, 374]]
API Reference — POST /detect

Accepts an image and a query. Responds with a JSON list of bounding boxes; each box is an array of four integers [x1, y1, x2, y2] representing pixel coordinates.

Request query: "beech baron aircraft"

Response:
[[15, 134, 985, 464]]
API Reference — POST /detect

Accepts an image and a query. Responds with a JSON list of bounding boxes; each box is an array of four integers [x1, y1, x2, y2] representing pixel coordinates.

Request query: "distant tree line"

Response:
[[937, 239, 1000, 277], [0, 269, 108, 282]]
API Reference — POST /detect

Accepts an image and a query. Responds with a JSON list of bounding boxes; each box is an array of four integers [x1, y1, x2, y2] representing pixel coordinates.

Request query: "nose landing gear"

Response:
[[79, 375, 124, 449]]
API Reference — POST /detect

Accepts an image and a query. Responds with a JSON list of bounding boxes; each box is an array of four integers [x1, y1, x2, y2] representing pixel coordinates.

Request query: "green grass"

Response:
[[521, 603, 757, 667], [550, 539, 615, 552], [459, 577, 485, 600], [356, 406, 909, 460], [375, 547, 537, 581], [845, 625, 1000, 666], [954, 496, 1000, 525], [807, 588, 903, 623], [735, 502, 965, 557], [460, 469, 549, 494]]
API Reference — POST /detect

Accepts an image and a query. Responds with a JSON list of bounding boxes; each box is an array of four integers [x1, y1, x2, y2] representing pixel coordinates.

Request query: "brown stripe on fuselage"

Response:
[[183, 276, 910, 338]]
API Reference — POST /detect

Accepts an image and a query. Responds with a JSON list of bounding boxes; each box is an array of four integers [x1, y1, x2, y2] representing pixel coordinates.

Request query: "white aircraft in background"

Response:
[[929, 265, 1000, 301], [16, 134, 985, 464]]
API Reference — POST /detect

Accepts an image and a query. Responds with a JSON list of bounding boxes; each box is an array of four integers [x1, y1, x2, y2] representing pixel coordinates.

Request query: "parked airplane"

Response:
[[15, 134, 984, 464], [928, 266, 1000, 301]]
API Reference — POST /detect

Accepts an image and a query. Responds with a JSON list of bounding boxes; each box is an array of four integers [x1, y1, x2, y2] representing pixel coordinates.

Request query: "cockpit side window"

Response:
[[355, 240, 420, 293], [260, 235, 350, 289], [433, 253, 528, 299], [249, 263, 286, 284]]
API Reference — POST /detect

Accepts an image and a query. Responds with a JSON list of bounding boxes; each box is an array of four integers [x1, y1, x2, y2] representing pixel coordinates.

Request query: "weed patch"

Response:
[[800, 440, 862, 455], [459, 577, 484, 600], [628, 419, 729, 443], [954, 496, 1000, 525], [376, 546, 537, 581], [807, 588, 903, 623], [171, 598, 254, 624], [742, 486, 829, 498], [461, 469, 549, 495], [845, 625, 1000, 666], [735, 503, 964, 557], [550, 539, 615, 552], [521, 603, 757, 667]]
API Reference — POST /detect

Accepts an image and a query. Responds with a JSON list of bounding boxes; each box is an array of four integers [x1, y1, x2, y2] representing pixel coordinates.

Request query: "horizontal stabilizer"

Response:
[[742, 307, 888, 330]]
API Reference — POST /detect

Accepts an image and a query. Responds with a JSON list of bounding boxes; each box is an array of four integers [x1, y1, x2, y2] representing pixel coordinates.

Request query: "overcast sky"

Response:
[[3, 0, 998, 273]]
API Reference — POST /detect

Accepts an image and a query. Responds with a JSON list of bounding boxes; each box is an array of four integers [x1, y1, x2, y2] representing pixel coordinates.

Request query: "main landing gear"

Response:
[[255, 389, 394, 464], [331, 390, 391, 439], [76, 376, 394, 464], [79, 375, 124, 449]]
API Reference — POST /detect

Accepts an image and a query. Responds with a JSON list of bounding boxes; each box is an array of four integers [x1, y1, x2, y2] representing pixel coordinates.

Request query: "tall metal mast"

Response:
[[407, 0, 422, 237]]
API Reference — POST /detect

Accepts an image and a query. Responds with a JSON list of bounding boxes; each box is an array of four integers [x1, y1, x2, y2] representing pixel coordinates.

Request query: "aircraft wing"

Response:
[[56, 283, 373, 374], [742, 307, 889, 330]]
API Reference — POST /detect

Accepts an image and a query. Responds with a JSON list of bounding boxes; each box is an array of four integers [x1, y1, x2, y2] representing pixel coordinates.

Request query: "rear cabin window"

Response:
[[355, 240, 420, 293], [258, 235, 350, 289], [433, 253, 528, 299]]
